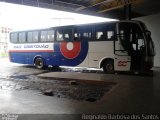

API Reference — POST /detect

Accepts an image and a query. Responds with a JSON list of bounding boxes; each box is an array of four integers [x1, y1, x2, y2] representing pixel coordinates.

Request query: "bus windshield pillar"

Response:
[[124, 4, 132, 20]]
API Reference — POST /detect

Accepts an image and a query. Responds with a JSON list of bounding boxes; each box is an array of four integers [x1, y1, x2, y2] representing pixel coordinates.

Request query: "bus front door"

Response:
[[118, 22, 146, 71], [114, 37, 131, 71]]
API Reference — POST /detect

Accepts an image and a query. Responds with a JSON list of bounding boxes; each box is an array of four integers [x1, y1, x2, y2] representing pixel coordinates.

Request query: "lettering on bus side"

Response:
[[118, 61, 128, 67], [23, 45, 49, 48], [14, 45, 22, 49]]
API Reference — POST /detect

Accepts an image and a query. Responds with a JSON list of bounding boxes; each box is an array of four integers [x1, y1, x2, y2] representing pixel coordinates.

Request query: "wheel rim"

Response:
[[38, 61, 42, 67], [36, 58, 43, 68], [106, 64, 113, 71]]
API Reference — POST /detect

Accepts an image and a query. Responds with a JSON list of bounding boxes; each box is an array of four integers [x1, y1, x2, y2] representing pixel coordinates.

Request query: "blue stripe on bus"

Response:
[[9, 39, 89, 66]]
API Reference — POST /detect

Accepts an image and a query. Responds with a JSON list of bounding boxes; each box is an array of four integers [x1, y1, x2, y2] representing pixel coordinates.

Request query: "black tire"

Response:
[[35, 57, 47, 69], [52, 66, 61, 71], [103, 60, 114, 73]]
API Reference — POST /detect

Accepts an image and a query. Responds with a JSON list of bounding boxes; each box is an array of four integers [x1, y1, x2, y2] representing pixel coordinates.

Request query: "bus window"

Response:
[[74, 33, 79, 41], [47, 30, 54, 41], [56, 29, 72, 41], [10, 33, 18, 43], [64, 29, 72, 41], [146, 31, 156, 56], [40, 31, 47, 42], [27, 32, 33, 42], [19, 32, 26, 43], [95, 26, 106, 41], [138, 38, 144, 50], [27, 31, 38, 43], [57, 31, 64, 41], [107, 31, 114, 40], [33, 31, 39, 42], [64, 34, 69, 39], [83, 32, 91, 38], [95, 24, 115, 41], [74, 26, 92, 40], [74, 33, 78, 38], [96, 32, 104, 40], [80, 29, 92, 40]]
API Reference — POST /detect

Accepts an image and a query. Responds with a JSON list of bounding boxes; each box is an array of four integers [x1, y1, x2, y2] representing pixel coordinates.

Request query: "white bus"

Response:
[[9, 20, 155, 73]]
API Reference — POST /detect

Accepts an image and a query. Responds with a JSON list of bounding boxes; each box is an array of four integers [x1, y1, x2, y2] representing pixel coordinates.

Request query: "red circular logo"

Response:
[[60, 42, 81, 59]]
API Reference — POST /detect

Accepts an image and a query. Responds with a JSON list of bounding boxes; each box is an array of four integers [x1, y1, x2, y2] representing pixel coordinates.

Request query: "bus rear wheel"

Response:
[[103, 60, 114, 73], [35, 57, 47, 69]]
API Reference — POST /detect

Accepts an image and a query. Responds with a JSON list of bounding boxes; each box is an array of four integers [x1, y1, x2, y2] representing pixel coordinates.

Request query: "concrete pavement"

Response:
[[37, 72, 117, 85], [37, 70, 160, 113], [1, 70, 160, 114], [0, 58, 160, 119]]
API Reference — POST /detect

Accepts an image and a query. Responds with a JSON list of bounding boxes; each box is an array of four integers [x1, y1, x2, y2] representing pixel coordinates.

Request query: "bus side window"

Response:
[[56, 31, 64, 41], [119, 30, 125, 40], [95, 26, 106, 41], [96, 31, 104, 40], [10, 33, 18, 43], [76, 27, 92, 40], [64, 33, 70, 40], [27, 31, 39, 43], [79, 32, 91, 40], [27, 32, 33, 42], [56, 29, 72, 41], [63, 29, 72, 41], [83, 32, 91, 38], [74, 33, 80, 41], [40, 31, 47, 42], [47, 30, 54, 41], [19, 32, 26, 43], [33, 31, 39, 42], [107, 31, 114, 40]]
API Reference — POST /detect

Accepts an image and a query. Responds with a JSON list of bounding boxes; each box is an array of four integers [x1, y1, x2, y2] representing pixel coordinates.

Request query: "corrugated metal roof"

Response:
[[1, 0, 160, 19]]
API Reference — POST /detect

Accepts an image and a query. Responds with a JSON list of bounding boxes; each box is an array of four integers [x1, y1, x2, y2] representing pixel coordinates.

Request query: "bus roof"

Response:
[[10, 20, 143, 33]]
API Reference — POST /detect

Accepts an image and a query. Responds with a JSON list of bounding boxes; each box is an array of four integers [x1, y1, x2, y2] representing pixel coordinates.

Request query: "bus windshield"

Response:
[[118, 22, 145, 55], [140, 22, 156, 56], [145, 30, 156, 56]]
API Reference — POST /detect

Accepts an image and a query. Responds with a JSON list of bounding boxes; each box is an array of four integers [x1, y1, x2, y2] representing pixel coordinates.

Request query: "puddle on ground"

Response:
[[0, 66, 115, 102], [41, 83, 114, 102], [10, 75, 29, 80], [0, 78, 115, 102], [0, 80, 24, 90]]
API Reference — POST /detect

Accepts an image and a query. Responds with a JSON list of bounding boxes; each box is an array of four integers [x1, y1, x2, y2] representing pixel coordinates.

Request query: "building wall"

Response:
[[0, 27, 11, 57], [135, 13, 160, 67]]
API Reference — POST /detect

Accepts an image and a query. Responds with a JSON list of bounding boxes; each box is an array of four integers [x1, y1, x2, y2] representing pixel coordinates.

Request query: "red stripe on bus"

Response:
[[9, 50, 54, 53]]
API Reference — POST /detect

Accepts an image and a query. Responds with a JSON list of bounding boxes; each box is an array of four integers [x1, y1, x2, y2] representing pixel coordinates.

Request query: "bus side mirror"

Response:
[[146, 30, 151, 36]]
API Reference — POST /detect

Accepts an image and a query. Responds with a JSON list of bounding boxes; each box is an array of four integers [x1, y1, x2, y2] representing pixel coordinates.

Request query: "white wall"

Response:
[[135, 13, 160, 67]]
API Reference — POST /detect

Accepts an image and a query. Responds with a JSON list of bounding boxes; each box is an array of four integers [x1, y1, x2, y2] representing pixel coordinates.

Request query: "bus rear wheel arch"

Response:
[[101, 59, 114, 73], [34, 57, 47, 69]]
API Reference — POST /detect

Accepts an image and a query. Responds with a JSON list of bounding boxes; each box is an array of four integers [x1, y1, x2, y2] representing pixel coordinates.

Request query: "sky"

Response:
[[0, 2, 116, 31]]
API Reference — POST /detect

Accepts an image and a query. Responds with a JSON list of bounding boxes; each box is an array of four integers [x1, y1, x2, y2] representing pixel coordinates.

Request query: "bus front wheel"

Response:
[[103, 60, 114, 73], [35, 57, 47, 69]]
